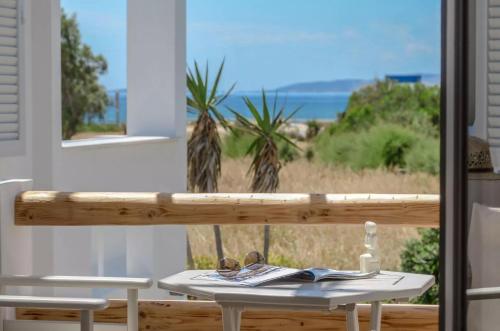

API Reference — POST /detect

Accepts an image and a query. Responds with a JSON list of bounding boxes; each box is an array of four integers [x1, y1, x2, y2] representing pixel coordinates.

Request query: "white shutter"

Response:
[[0, 0, 18, 143], [489, 0, 500, 147]]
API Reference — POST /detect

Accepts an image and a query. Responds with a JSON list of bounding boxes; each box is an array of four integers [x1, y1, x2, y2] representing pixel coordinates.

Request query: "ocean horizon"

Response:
[[95, 91, 351, 125]]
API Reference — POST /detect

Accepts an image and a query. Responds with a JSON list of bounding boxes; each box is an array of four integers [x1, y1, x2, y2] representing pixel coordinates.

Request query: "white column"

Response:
[[127, 0, 187, 138], [126, 0, 187, 299], [28, 0, 61, 296]]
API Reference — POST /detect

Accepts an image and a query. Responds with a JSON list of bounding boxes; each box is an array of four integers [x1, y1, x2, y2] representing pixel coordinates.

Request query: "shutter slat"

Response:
[[0, 1, 17, 10], [0, 132, 17, 140], [0, 75, 16, 84], [489, 84, 500, 94], [0, 46, 16, 56], [489, 138, 500, 147], [490, 18, 500, 28], [490, 7, 500, 17], [489, 117, 500, 127], [490, 40, 500, 50], [489, 62, 500, 72], [0, 55, 16, 65], [490, 51, 500, 61], [0, 103, 17, 113], [489, 73, 500, 83], [0, 64, 16, 75], [489, 128, 500, 138], [0, 122, 17, 132], [0, 17, 16, 28], [0, 36, 15, 47], [0, 0, 18, 143], [0, 26, 15, 37], [0, 112, 16, 122], [0, 7, 16, 19], [489, 95, 500, 105], [489, 106, 500, 116], [490, 29, 500, 39], [0, 94, 17, 103], [0, 84, 16, 94]]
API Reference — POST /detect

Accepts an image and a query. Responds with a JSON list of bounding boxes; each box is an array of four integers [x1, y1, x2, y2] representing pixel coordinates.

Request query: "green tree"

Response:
[[61, 11, 109, 140], [229, 91, 299, 261], [187, 60, 235, 262]]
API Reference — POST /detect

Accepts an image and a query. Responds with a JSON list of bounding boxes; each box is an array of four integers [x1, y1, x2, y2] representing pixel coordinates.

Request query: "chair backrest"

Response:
[[468, 203, 500, 331]]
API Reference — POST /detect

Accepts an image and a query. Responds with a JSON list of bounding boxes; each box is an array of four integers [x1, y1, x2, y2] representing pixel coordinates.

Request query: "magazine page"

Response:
[[193, 264, 302, 286], [308, 268, 377, 281]]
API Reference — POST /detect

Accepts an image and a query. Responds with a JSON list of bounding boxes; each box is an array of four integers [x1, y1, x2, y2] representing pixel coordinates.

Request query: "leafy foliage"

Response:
[[315, 80, 440, 173], [228, 90, 300, 193], [306, 120, 321, 140], [61, 12, 109, 140], [401, 229, 440, 304], [334, 79, 440, 135], [315, 124, 439, 174]]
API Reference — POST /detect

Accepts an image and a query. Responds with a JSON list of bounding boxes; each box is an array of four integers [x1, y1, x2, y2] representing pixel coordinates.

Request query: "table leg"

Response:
[[221, 305, 242, 331], [345, 304, 360, 331], [370, 301, 382, 331]]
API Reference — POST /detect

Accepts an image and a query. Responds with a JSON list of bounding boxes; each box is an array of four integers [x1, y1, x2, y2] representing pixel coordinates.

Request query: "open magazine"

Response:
[[193, 264, 377, 287]]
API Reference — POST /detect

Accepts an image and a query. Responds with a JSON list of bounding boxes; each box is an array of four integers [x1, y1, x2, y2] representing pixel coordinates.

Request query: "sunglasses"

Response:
[[217, 250, 265, 277]]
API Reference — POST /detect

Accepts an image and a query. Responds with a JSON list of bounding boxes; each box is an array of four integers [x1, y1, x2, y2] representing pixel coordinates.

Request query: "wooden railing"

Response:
[[14, 191, 440, 330], [17, 300, 438, 331], [15, 192, 440, 227]]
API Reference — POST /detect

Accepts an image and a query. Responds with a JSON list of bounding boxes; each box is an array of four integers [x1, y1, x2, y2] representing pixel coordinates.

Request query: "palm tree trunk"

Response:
[[263, 225, 271, 262], [214, 225, 224, 260]]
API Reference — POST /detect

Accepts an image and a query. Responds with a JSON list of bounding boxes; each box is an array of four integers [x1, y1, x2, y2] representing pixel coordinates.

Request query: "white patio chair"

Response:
[[467, 203, 500, 330], [0, 275, 152, 331], [0, 294, 108, 331]]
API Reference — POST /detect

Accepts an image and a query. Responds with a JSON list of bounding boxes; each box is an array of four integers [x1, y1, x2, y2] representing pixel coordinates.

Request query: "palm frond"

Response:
[[236, 90, 300, 194]]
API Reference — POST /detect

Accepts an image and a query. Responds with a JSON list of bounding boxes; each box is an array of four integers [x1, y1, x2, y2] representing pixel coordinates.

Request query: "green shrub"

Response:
[[313, 79, 440, 174], [315, 123, 439, 173], [222, 129, 255, 158], [405, 138, 440, 175], [306, 120, 321, 140], [340, 80, 440, 134], [279, 142, 299, 164], [400, 229, 439, 304]]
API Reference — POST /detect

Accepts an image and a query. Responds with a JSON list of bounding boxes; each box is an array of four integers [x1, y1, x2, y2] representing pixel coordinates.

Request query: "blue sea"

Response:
[[95, 91, 351, 124]]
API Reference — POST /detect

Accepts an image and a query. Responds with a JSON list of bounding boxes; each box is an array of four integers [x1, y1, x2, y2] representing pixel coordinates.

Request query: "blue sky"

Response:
[[61, 0, 441, 91]]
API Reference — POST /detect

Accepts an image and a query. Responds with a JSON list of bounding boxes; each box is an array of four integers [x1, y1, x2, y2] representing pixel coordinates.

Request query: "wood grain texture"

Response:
[[16, 300, 438, 331], [15, 191, 439, 227]]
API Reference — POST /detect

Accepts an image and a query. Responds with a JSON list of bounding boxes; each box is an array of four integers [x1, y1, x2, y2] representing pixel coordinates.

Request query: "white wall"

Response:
[[0, 0, 188, 299]]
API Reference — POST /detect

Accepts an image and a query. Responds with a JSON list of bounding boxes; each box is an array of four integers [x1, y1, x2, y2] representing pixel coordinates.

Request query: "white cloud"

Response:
[[190, 22, 336, 45], [405, 42, 434, 55]]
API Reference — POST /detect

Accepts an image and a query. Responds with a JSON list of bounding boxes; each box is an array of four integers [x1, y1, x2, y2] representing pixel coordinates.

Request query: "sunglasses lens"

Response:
[[244, 251, 265, 266], [217, 257, 241, 272]]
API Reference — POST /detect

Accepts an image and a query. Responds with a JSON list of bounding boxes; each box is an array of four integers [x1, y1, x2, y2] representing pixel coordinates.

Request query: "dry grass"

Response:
[[188, 158, 439, 270]]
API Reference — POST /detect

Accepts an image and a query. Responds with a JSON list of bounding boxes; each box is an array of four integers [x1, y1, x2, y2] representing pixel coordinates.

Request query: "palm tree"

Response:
[[229, 90, 299, 261], [187, 60, 235, 262]]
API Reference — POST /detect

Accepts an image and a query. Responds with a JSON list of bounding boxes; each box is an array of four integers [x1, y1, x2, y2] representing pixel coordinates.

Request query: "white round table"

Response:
[[158, 270, 434, 331]]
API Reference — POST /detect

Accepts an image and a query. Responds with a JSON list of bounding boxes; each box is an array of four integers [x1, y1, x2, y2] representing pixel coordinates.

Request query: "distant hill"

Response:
[[276, 79, 371, 93], [276, 75, 440, 93]]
